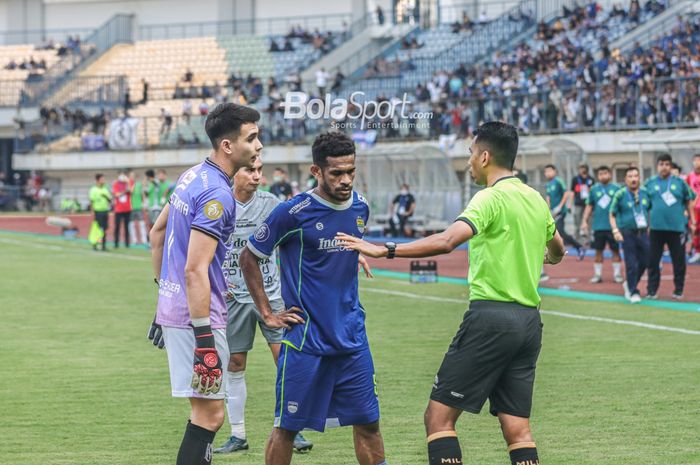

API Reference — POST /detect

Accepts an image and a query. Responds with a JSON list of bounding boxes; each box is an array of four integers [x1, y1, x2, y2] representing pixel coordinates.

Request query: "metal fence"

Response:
[[138, 13, 354, 40]]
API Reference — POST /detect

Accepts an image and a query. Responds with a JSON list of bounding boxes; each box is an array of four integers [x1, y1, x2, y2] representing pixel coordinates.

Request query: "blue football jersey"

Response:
[[247, 190, 370, 355]]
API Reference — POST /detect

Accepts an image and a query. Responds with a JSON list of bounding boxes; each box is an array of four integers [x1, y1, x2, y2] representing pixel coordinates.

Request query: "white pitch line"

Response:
[[361, 287, 700, 336], [0, 237, 149, 262]]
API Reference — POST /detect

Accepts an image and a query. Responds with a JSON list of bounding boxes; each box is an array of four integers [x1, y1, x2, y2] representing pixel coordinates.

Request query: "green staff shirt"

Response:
[[158, 179, 173, 207], [610, 187, 651, 230], [146, 180, 159, 209], [89, 185, 112, 212], [458, 177, 556, 308], [586, 182, 621, 231], [131, 181, 143, 210], [644, 175, 695, 232], [546, 176, 569, 214]]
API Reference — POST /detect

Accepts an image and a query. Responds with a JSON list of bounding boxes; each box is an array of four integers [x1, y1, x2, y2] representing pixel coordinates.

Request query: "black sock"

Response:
[[509, 443, 539, 465], [428, 434, 462, 465], [177, 421, 216, 465]]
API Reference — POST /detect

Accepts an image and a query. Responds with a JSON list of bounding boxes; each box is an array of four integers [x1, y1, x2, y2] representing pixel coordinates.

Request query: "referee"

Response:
[[337, 122, 565, 465]]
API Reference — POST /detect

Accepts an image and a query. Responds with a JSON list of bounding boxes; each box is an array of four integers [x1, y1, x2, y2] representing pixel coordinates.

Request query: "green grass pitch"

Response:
[[1, 231, 699, 465]]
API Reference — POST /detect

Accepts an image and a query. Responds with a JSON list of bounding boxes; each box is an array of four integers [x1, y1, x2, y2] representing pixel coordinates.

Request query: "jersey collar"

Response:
[[205, 157, 233, 183], [235, 190, 257, 208], [490, 175, 516, 187], [310, 190, 353, 210]]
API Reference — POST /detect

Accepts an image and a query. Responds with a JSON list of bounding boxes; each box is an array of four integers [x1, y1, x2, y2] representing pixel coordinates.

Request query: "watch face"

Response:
[[386, 242, 396, 248]]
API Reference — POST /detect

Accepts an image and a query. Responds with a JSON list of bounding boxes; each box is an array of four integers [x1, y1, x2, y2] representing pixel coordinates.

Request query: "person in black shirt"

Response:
[[570, 164, 595, 241], [389, 184, 416, 237], [269, 167, 293, 201]]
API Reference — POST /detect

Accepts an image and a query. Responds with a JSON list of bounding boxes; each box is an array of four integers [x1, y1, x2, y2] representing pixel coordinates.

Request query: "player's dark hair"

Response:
[[145, 169, 155, 178], [657, 153, 672, 164], [694, 154, 700, 159], [672, 162, 682, 172], [578, 164, 589, 172], [473, 122, 519, 169], [625, 166, 639, 175], [312, 131, 356, 168], [205, 103, 260, 149], [95, 173, 103, 181], [596, 165, 611, 173], [544, 163, 557, 171]]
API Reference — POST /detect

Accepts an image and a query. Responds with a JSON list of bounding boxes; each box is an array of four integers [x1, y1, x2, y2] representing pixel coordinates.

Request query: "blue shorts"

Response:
[[274, 344, 380, 432]]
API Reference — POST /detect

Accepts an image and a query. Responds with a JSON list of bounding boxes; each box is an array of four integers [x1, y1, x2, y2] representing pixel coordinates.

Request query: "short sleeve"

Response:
[[557, 178, 567, 193], [247, 201, 297, 259], [610, 189, 623, 214], [586, 188, 595, 206], [546, 208, 556, 241], [456, 189, 497, 236], [191, 187, 234, 241], [682, 180, 695, 201]]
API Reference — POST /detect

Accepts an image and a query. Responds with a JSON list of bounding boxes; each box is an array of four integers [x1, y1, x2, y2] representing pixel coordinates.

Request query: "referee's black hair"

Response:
[[205, 103, 260, 149], [473, 121, 519, 170], [312, 131, 356, 168]]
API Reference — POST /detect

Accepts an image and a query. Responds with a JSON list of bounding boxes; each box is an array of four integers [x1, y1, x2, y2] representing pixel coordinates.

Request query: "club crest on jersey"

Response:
[[356, 217, 365, 233], [287, 401, 298, 414], [204, 200, 224, 220], [254, 223, 271, 241], [316, 222, 324, 230]]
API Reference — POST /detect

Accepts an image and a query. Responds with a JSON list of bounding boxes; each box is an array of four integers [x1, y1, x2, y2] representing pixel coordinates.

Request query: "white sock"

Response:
[[612, 262, 622, 277], [593, 263, 602, 277], [128, 221, 136, 244], [226, 371, 246, 439]]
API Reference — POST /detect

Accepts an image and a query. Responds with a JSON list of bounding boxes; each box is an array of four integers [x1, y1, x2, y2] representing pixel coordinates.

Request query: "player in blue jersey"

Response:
[[240, 132, 387, 465], [147, 103, 302, 465]]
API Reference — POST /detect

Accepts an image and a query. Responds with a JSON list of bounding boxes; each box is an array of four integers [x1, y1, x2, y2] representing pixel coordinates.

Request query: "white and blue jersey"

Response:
[[246, 190, 370, 355]]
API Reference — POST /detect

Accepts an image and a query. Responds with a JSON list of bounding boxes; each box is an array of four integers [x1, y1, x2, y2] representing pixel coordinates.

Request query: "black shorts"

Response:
[[430, 300, 542, 418], [592, 230, 619, 252]]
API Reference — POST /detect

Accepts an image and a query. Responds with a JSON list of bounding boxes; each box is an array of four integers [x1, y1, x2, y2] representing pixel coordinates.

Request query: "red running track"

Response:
[[1, 214, 698, 302]]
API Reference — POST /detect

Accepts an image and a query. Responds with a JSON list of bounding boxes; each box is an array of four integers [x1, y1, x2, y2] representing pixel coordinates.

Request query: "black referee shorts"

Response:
[[430, 300, 542, 418], [592, 230, 619, 252]]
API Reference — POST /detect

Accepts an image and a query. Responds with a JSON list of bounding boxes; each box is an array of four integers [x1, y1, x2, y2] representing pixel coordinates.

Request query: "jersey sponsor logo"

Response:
[[158, 278, 181, 298], [176, 169, 197, 191], [254, 223, 271, 241], [170, 193, 190, 216], [440, 459, 462, 464], [287, 401, 298, 414], [357, 193, 368, 205], [200, 170, 209, 189], [356, 216, 365, 233], [318, 237, 348, 252], [316, 222, 324, 230], [204, 200, 224, 220], [289, 197, 311, 215]]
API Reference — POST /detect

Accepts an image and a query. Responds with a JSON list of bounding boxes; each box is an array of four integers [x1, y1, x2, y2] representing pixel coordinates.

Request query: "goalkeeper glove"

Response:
[[191, 323, 222, 394], [147, 315, 165, 349]]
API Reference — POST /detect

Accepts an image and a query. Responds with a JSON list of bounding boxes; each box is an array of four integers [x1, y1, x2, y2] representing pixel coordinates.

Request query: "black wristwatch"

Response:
[[384, 241, 396, 259]]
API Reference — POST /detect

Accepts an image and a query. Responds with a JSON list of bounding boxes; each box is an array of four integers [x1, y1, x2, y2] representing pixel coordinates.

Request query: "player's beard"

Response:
[[321, 179, 352, 203]]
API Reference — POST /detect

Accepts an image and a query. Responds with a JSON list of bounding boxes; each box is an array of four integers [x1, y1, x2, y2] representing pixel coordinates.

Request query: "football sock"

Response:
[[226, 370, 247, 439], [177, 420, 216, 465], [593, 263, 602, 277], [508, 442, 539, 465], [613, 261, 622, 277], [427, 431, 462, 465]]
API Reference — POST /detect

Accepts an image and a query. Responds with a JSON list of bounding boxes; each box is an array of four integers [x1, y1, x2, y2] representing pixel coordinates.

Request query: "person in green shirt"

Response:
[[336, 122, 565, 465], [644, 154, 697, 300], [609, 166, 652, 303], [580, 165, 623, 283], [145, 169, 160, 226], [128, 169, 148, 245], [88, 173, 112, 251], [544, 163, 585, 259], [156, 168, 174, 208]]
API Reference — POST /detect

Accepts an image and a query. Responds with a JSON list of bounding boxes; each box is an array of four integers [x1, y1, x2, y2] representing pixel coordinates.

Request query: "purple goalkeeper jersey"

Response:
[[156, 158, 236, 329]]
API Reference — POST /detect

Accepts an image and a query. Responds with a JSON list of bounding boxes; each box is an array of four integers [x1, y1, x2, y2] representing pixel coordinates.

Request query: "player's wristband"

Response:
[[193, 324, 215, 349]]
